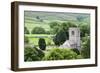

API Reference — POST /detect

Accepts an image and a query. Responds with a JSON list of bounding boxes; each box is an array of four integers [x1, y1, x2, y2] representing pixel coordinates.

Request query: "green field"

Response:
[[25, 21, 50, 33], [25, 34, 55, 46]]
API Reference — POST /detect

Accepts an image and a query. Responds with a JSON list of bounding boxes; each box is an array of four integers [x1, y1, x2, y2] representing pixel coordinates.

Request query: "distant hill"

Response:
[[25, 11, 90, 22], [24, 11, 90, 32]]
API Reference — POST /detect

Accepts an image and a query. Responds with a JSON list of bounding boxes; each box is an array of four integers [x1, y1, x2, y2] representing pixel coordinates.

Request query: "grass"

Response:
[[25, 34, 54, 37], [25, 22, 50, 33], [25, 34, 55, 46]]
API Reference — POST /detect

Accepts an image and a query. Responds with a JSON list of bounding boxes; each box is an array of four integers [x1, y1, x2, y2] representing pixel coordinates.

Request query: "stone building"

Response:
[[60, 27, 80, 50]]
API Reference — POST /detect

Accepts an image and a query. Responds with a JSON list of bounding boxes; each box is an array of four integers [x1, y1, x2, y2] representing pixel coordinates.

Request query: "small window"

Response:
[[72, 31, 74, 35]]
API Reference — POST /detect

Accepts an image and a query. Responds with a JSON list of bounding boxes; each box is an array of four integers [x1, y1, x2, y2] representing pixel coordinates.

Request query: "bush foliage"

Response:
[[31, 27, 46, 34], [43, 48, 78, 60], [24, 46, 44, 61]]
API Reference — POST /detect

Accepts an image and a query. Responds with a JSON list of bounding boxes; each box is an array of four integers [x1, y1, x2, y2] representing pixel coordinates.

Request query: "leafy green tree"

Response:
[[53, 30, 67, 46], [61, 22, 77, 39], [24, 27, 29, 34], [43, 48, 78, 60], [81, 36, 90, 58], [50, 21, 77, 46], [36, 16, 40, 19], [31, 27, 46, 34], [49, 21, 77, 35], [38, 38, 46, 50], [51, 26, 60, 34], [49, 21, 60, 28], [49, 22, 60, 34], [24, 46, 44, 61], [79, 24, 90, 37]]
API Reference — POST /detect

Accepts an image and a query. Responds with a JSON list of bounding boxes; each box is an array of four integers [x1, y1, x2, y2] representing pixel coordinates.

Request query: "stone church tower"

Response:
[[60, 27, 80, 50], [69, 28, 80, 50]]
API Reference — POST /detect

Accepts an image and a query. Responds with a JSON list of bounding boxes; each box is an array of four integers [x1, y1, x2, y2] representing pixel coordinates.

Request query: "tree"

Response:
[[49, 21, 60, 28], [31, 27, 46, 34], [53, 30, 67, 46], [24, 46, 44, 61], [50, 21, 77, 46], [24, 27, 29, 34], [61, 22, 77, 39], [36, 16, 43, 22], [51, 26, 60, 34], [36, 16, 40, 20], [38, 38, 46, 50], [49, 21, 60, 34], [43, 48, 78, 60], [81, 36, 90, 58], [79, 24, 90, 37]]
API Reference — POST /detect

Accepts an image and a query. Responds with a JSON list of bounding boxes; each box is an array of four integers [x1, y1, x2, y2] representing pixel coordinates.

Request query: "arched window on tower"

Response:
[[72, 31, 74, 35]]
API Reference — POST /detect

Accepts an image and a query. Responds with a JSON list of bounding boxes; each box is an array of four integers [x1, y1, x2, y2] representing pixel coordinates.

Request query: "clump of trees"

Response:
[[79, 24, 90, 37], [49, 21, 60, 34], [38, 38, 46, 50], [24, 46, 44, 61], [24, 47, 84, 61], [50, 21, 77, 46], [31, 27, 46, 34], [43, 48, 78, 60]]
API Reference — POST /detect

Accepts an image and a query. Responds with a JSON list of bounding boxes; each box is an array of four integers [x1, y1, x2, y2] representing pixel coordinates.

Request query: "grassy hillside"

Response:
[[24, 11, 90, 33]]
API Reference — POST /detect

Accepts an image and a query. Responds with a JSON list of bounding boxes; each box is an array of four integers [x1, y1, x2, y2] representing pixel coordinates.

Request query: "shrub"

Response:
[[43, 48, 78, 60], [38, 38, 46, 50], [31, 27, 46, 34], [24, 46, 44, 61], [24, 27, 29, 34]]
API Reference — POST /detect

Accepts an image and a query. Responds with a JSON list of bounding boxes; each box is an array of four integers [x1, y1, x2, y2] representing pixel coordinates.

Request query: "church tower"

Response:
[[69, 28, 80, 50]]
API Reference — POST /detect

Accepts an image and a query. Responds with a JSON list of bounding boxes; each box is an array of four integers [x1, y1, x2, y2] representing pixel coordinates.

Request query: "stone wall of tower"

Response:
[[69, 28, 80, 50]]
